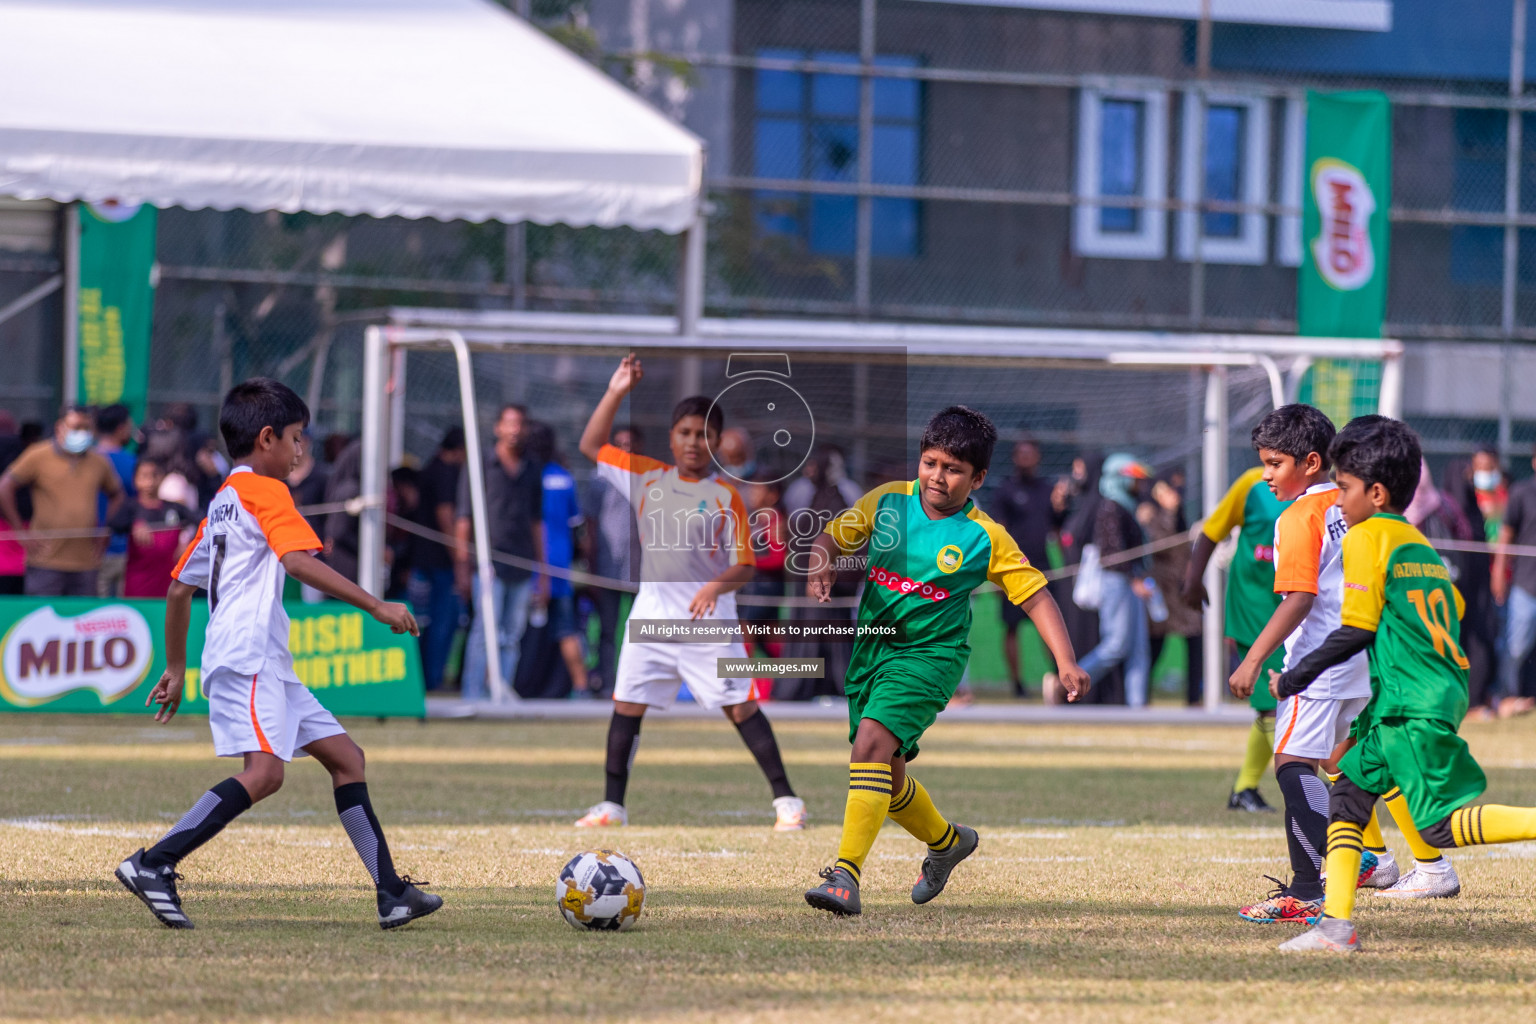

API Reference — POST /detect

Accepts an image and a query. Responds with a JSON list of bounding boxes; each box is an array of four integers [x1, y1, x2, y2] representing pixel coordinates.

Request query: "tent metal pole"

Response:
[[0, 274, 62, 328], [445, 330, 509, 702], [62, 203, 80, 405], [677, 214, 705, 336], [1201, 365, 1228, 713], [359, 326, 388, 597], [1377, 350, 1404, 419]]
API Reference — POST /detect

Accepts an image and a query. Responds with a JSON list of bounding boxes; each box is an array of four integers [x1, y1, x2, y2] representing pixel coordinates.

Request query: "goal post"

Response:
[[360, 312, 1403, 708]]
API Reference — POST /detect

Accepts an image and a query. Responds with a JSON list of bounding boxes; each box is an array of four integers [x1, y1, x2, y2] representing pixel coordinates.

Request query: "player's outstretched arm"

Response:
[[280, 550, 420, 636], [805, 533, 840, 603], [579, 354, 643, 462], [1270, 625, 1374, 700], [1181, 533, 1218, 610], [1020, 588, 1090, 702], [689, 563, 756, 619], [1229, 591, 1313, 697], [148, 580, 198, 723]]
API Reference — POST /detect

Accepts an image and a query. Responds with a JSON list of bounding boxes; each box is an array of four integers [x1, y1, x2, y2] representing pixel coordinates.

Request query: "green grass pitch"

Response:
[[5, 713, 1536, 1022]]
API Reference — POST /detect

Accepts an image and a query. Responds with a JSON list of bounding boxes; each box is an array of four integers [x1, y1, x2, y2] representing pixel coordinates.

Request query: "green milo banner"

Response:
[[1298, 91, 1391, 425], [0, 597, 424, 717], [76, 202, 158, 420]]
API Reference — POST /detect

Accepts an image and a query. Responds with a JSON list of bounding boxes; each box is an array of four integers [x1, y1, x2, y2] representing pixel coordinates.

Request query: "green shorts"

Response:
[[1340, 716, 1487, 828], [845, 645, 968, 762], [1235, 642, 1283, 714]]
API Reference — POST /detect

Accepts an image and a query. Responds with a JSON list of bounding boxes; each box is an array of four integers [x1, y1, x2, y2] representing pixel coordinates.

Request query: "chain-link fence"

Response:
[[0, 0, 1532, 473]]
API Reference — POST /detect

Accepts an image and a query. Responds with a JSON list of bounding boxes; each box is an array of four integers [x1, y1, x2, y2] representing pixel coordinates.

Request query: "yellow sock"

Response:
[[1233, 716, 1273, 793], [1325, 772, 1386, 852], [1383, 787, 1444, 863], [887, 775, 951, 847], [1449, 804, 1536, 846], [1322, 821, 1364, 921], [835, 763, 892, 881]]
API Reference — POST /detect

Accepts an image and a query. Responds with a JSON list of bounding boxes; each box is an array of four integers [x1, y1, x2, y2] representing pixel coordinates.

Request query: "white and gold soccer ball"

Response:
[[557, 849, 646, 931]]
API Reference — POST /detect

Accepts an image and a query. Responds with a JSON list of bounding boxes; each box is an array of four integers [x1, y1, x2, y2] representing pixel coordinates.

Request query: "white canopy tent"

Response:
[[0, 0, 705, 703], [0, 0, 703, 232]]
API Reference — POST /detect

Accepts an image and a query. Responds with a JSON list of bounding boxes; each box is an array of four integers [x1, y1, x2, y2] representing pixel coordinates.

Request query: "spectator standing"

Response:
[[387, 466, 420, 600], [93, 404, 137, 597], [0, 413, 26, 595], [1073, 454, 1153, 707], [1053, 453, 1106, 672], [1493, 451, 1536, 718], [455, 404, 546, 701], [524, 421, 588, 697], [409, 427, 466, 692], [991, 438, 1059, 697], [108, 457, 196, 598], [1442, 458, 1499, 717], [1139, 471, 1202, 705], [0, 407, 124, 596], [1473, 446, 1508, 542], [584, 425, 641, 698], [288, 432, 329, 539], [780, 445, 863, 700], [321, 438, 362, 584]]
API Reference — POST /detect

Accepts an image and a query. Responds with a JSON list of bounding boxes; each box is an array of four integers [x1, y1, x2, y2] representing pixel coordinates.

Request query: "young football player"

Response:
[[115, 378, 440, 931], [572, 355, 805, 832], [1278, 416, 1536, 953], [802, 406, 1090, 916], [1183, 463, 1289, 812]]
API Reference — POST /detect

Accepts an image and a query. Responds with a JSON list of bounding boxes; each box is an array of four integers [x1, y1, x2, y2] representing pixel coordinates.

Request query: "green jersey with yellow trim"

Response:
[[1341, 512, 1470, 725], [825, 480, 1049, 661], [1201, 465, 1290, 647]]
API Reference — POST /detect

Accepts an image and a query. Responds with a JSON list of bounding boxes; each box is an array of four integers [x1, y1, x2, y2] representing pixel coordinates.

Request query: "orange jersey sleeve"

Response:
[[225, 472, 322, 559], [721, 483, 756, 568], [1272, 491, 1328, 595], [595, 443, 669, 476]]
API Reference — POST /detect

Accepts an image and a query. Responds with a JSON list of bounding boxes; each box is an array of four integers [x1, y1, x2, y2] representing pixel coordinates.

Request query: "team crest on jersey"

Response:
[[936, 544, 964, 574]]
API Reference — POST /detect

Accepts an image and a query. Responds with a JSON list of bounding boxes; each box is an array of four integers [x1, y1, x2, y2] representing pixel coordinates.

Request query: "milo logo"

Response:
[[0, 604, 153, 706], [1310, 158, 1375, 291]]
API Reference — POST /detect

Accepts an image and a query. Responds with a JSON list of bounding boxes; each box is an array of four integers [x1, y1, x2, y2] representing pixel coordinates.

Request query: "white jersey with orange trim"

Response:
[[592, 443, 755, 622], [173, 466, 323, 677], [1271, 481, 1370, 700]]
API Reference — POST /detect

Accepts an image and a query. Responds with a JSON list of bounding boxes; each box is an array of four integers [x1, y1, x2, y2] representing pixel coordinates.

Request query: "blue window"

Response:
[[1099, 99, 1143, 233], [1202, 105, 1245, 239], [753, 50, 922, 257]]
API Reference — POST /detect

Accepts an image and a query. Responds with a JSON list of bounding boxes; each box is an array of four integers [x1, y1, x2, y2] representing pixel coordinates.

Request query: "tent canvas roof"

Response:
[[0, 0, 703, 231]]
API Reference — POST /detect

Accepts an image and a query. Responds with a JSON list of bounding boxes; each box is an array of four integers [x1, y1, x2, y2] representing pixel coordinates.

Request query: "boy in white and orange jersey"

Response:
[[571, 355, 805, 832], [115, 378, 440, 932]]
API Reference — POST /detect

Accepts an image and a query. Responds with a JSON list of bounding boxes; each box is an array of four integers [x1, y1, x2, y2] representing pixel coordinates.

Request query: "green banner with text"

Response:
[[0, 597, 424, 717], [76, 202, 158, 420]]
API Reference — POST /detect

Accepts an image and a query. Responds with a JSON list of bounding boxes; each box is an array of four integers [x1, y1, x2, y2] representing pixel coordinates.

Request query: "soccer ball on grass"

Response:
[[557, 849, 646, 931]]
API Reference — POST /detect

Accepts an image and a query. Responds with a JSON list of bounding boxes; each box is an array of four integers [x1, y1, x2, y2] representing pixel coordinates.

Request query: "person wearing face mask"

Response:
[[1493, 451, 1536, 718], [1073, 454, 1154, 707], [0, 406, 124, 596], [1472, 447, 1507, 543]]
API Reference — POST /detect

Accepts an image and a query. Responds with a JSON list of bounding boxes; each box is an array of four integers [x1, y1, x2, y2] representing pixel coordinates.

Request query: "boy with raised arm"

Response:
[[572, 355, 806, 832]]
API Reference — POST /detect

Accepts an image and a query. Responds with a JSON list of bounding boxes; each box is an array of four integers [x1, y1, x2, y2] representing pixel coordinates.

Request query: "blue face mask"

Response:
[[1474, 470, 1501, 492], [61, 429, 93, 455]]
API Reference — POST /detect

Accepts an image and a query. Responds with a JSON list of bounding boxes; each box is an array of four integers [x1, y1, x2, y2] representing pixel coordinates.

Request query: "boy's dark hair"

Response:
[[219, 378, 310, 459], [1251, 404, 1337, 470], [671, 395, 724, 435], [136, 455, 165, 475], [391, 465, 420, 489], [1329, 415, 1422, 510], [920, 405, 997, 474], [522, 420, 557, 467], [439, 425, 466, 452], [96, 403, 131, 436]]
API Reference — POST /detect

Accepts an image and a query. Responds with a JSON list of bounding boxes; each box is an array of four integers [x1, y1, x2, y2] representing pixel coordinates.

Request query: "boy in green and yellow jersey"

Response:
[[1275, 416, 1536, 954], [802, 406, 1089, 916], [1184, 466, 1288, 812]]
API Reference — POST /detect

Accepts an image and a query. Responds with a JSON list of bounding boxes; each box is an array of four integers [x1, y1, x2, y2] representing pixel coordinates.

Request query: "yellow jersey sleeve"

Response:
[[1340, 523, 1386, 632], [824, 480, 911, 554], [1200, 466, 1263, 543], [976, 516, 1050, 606]]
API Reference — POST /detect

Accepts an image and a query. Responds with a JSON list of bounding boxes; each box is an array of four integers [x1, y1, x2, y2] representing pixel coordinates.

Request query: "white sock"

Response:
[[1415, 856, 1452, 875]]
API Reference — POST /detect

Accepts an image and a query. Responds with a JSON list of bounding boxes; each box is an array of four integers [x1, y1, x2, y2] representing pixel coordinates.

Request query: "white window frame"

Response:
[[1074, 88, 1169, 260], [1176, 90, 1270, 265], [1278, 94, 1306, 267]]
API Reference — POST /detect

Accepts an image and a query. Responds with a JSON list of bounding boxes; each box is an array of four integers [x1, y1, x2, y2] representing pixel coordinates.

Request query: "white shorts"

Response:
[[206, 662, 345, 762], [613, 641, 753, 711], [1273, 693, 1370, 760]]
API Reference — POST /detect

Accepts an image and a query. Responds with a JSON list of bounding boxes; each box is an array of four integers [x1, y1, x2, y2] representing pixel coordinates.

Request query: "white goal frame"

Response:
[[360, 310, 1403, 708]]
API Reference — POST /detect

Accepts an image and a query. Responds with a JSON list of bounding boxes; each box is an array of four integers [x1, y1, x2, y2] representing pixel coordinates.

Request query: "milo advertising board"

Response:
[[0, 597, 424, 717]]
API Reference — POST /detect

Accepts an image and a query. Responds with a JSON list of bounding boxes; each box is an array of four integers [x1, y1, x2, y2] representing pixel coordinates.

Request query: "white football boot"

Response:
[[574, 801, 627, 827], [773, 796, 808, 831], [1375, 860, 1461, 899], [1278, 916, 1360, 954], [1358, 848, 1401, 889]]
